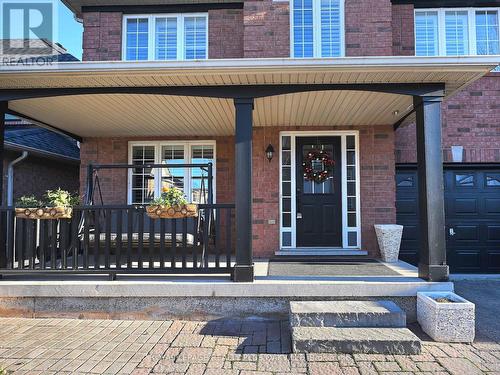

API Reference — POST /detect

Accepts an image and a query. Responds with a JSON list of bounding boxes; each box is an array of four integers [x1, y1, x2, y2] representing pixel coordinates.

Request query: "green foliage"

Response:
[[15, 195, 43, 208], [45, 188, 80, 207], [151, 187, 188, 206], [16, 189, 80, 208]]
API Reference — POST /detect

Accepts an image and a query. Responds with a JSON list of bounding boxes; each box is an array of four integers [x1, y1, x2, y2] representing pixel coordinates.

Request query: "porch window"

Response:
[[129, 141, 215, 205], [123, 14, 208, 61], [291, 0, 344, 58], [415, 8, 500, 57]]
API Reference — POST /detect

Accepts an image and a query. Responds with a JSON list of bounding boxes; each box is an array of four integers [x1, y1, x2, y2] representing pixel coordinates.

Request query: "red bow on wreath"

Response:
[[302, 150, 335, 183]]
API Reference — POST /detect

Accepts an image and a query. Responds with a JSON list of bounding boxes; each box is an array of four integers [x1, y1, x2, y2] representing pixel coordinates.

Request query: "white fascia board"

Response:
[[0, 55, 499, 74]]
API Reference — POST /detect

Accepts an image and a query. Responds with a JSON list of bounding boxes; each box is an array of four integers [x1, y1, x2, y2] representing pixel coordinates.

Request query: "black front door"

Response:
[[296, 137, 342, 247]]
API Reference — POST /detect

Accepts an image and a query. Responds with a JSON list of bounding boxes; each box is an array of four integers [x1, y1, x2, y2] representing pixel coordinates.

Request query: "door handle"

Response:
[[449, 228, 455, 236]]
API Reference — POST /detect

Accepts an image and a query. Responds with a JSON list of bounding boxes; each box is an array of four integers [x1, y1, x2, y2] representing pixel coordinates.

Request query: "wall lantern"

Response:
[[265, 144, 275, 162]]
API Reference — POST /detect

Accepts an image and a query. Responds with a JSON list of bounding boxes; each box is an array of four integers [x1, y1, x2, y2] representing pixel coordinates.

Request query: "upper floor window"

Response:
[[291, 0, 345, 58], [415, 8, 500, 56], [123, 13, 208, 61]]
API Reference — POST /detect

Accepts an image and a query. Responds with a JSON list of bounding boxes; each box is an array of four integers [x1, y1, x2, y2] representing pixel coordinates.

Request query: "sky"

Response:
[[2, 0, 83, 60], [57, 0, 83, 59]]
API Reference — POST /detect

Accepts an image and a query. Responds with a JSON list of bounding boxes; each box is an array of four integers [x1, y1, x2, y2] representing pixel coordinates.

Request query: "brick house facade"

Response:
[[74, 0, 499, 259], [391, 3, 500, 163]]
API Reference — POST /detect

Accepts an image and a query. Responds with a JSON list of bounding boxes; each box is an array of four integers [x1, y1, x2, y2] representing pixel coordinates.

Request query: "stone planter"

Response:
[[146, 204, 198, 219], [374, 224, 403, 262], [417, 292, 475, 343]]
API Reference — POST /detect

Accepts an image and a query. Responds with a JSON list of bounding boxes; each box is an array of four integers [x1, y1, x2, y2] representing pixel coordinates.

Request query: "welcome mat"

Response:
[[267, 257, 401, 277]]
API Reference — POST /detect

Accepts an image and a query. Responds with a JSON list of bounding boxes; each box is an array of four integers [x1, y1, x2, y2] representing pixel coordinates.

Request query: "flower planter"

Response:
[[374, 224, 403, 262], [146, 204, 198, 219], [417, 292, 475, 343], [15, 207, 73, 220]]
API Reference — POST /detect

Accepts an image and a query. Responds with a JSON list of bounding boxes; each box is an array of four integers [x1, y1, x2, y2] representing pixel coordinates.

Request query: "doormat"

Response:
[[267, 258, 401, 276]]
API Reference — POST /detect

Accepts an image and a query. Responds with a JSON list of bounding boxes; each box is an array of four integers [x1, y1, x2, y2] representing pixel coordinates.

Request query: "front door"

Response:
[[296, 137, 342, 247]]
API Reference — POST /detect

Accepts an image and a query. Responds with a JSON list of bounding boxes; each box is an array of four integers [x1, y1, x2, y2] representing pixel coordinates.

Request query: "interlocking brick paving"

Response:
[[0, 317, 499, 374]]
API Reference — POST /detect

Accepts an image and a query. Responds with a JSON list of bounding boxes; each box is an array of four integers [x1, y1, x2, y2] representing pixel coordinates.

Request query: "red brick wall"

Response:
[[83, 12, 122, 61], [392, 4, 414, 56], [209, 9, 244, 58], [2, 152, 79, 205], [243, 0, 290, 58], [345, 0, 393, 56], [396, 76, 500, 164], [80, 126, 395, 258]]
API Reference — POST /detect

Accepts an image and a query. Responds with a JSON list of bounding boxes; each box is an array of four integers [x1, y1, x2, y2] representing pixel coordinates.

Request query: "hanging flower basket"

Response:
[[146, 204, 198, 219], [15, 207, 73, 220]]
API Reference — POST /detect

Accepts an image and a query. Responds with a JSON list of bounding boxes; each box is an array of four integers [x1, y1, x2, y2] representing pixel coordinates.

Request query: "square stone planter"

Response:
[[417, 292, 475, 343], [374, 224, 403, 262]]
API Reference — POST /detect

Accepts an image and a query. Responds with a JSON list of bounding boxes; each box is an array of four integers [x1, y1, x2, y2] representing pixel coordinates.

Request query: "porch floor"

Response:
[[0, 260, 453, 298]]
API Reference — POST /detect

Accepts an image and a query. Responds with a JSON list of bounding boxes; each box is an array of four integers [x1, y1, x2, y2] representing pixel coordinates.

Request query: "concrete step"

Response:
[[292, 326, 421, 354], [289, 300, 406, 328]]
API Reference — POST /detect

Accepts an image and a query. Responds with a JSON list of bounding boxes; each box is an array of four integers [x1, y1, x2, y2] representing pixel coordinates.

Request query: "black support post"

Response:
[[0, 101, 7, 270], [0, 101, 6, 205], [414, 96, 449, 282], [232, 98, 254, 282]]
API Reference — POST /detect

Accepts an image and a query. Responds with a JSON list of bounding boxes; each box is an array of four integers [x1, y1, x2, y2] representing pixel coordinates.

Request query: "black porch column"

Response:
[[0, 101, 6, 205], [232, 98, 254, 282], [414, 96, 449, 281], [0, 101, 7, 270]]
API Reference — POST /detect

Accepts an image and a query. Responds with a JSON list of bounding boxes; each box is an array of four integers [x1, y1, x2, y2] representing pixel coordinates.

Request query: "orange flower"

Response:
[[162, 187, 170, 193]]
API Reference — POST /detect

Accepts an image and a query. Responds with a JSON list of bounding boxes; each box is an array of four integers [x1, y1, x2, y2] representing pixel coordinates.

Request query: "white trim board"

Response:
[[279, 130, 361, 250]]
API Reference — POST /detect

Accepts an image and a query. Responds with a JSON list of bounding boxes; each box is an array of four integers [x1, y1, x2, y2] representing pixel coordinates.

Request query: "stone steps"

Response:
[[289, 300, 421, 354], [290, 300, 406, 328], [292, 326, 422, 354]]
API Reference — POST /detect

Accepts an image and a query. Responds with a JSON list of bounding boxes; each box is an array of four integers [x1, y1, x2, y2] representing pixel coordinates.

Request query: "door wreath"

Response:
[[302, 149, 335, 183]]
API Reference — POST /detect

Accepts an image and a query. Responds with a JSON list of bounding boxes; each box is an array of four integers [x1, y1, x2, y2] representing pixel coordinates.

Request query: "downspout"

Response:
[[7, 151, 28, 206]]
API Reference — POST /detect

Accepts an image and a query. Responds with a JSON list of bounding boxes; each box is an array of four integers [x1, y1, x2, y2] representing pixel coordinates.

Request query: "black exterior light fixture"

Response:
[[265, 144, 274, 162]]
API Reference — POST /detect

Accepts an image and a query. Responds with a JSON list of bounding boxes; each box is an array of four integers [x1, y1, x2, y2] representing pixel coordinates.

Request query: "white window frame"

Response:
[[289, 0, 346, 58], [414, 7, 500, 56], [122, 13, 209, 61], [127, 140, 216, 205], [279, 131, 360, 250]]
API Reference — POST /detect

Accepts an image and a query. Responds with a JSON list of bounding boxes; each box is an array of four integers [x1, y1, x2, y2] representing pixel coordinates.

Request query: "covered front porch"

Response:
[[0, 56, 497, 282]]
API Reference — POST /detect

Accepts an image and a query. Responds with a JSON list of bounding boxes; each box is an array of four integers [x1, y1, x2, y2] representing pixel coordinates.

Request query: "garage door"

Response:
[[396, 166, 500, 273]]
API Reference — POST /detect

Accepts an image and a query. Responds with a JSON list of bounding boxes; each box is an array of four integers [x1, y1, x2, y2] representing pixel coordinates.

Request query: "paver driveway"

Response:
[[0, 280, 498, 374]]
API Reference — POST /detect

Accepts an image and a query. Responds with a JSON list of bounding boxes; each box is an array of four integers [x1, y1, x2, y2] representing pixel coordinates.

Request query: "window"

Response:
[[415, 8, 500, 57], [123, 14, 208, 61], [129, 141, 215, 205], [292, 0, 344, 58], [455, 173, 475, 187]]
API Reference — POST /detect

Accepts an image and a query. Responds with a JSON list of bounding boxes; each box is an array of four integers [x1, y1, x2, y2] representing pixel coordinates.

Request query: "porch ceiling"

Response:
[[1, 56, 498, 137], [8, 91, 411, 137]]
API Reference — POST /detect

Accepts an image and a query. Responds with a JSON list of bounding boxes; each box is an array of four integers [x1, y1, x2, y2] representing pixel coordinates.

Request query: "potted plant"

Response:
[[15, 189, 79, 220], [146, 187, 198, 219], [417, 292, 475, 343]]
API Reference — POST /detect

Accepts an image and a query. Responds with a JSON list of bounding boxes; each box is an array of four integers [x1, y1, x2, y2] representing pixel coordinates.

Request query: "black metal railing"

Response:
[[0, 203, 235, 278]]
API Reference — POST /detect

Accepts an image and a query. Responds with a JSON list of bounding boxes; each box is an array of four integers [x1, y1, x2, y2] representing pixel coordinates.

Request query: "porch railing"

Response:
[[0, 203, 235, 278]]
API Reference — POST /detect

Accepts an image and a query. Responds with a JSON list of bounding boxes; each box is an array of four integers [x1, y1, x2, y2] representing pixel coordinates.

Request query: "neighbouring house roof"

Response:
[[0, 56, 498, 137], [5, 120, 80, 163], [0, 39, 79, 63]]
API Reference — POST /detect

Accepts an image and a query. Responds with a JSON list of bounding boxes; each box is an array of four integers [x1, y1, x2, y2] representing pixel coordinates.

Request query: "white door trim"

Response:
[[279, 130, 361, 250]]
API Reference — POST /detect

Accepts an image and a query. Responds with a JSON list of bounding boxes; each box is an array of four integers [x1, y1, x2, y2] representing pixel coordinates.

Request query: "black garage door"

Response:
[[396, 165, 500, 273]]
